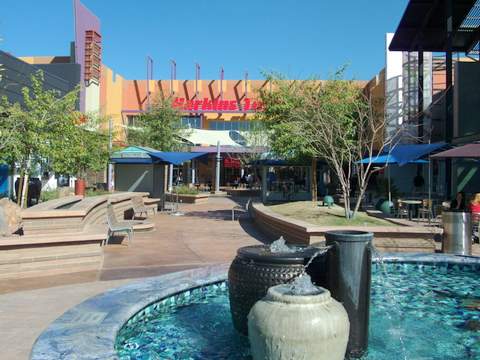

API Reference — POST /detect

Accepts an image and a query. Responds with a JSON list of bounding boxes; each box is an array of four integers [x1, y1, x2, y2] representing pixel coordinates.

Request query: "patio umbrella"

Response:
[[358, 155, 428, 203], [430, 143, 480, 159]]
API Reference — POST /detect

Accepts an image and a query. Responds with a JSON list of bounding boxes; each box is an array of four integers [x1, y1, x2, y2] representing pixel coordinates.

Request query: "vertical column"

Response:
[[445, 0, 453, 198], [325, 230, 373, 358], [191, 160, 196, 185], [215, 141, 221, 193], [418, 50, 424, 141], [168, 164, 173, 192]]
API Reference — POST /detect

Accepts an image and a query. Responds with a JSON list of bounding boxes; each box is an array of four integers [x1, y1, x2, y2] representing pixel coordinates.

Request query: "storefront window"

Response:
[[181, 116, 202, 129], [208, 120, 259, 131], [266, 166, 310, 197]]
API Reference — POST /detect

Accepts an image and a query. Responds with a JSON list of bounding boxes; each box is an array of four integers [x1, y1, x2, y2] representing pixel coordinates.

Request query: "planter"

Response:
[[248, 284, 349, 360], [165, 192, 208, 204], [74, 179, 86, 196], [324, 230, 373, 358], [228, 245, 325, 335], [380, 200, 393, 215]]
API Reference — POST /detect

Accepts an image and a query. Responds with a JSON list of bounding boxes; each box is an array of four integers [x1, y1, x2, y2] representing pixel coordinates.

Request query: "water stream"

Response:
[[369, 243, 408, 360]]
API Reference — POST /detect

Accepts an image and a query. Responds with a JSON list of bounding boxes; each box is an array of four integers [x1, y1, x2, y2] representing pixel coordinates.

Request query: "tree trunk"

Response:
[[16, 174, 24, 206], [20, 172, 29, 208], [311, 158, 317, 203]]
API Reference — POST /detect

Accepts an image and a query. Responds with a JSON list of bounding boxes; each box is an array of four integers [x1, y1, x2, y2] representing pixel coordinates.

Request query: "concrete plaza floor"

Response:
[[0, 196, 268, 360], [0, 196, 478, 359]]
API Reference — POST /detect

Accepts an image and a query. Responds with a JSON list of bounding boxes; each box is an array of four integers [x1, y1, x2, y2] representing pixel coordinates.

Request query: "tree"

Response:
[[126, 96, 189, 151], [235, 121, 269, 183], [49, 114, 110, 181], [0, 71, 79, 207], [259, 69, 404, 219], [256, 76, 318, 201]]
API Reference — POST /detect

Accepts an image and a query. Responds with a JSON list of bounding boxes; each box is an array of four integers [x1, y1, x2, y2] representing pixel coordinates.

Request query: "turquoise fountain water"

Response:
[[116, 262, 480, 360]]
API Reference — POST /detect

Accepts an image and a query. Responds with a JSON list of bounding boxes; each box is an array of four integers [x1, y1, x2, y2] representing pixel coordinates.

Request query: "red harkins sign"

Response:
[[172, 97, 263, 112]]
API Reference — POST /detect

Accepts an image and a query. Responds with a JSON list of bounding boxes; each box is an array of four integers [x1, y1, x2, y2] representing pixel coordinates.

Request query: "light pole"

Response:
[[107, 117, 114, 191], [215, 141, 221, 193]]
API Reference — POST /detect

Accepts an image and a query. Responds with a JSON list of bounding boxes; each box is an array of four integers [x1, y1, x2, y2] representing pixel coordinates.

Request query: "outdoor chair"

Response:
[[394, 200, 408, 219], [418, 199, 434, 224], [132, 196, 155, 219], [232, 199, 252, 221], [106, 204, 133, 246], [473, 214, 480, 244]]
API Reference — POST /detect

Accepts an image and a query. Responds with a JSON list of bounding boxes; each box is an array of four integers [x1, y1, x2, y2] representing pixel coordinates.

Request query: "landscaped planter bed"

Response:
[[251, 202, 438, 252], [166, 193, 209, 204]]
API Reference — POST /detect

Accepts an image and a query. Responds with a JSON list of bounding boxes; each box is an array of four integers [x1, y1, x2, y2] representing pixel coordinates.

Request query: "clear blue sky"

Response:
[[0, 0, 408, 80]]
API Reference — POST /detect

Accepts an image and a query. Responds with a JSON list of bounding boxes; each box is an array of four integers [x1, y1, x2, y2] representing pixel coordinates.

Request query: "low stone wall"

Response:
[[165, 193, 209, 204], [0, 228, 105, 280], [251, 202, 438, 253], [0, 193, 160, 280], [226, 189, 261, 197], [21, 192, 157, 235]]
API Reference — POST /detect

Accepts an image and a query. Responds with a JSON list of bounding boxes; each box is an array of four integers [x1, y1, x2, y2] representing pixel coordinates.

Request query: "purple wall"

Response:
[[73, 0, 100, 112]]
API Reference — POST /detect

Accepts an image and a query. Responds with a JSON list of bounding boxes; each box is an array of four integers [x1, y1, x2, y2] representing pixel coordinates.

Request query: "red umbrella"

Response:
[[430, 143, 480, 159]]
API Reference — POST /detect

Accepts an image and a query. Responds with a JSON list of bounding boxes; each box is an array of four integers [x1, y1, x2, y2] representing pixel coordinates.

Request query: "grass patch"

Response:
[[268, 201, 393, 227]]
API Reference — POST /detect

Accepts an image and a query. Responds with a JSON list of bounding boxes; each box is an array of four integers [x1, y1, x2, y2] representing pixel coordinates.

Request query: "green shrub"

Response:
[[40, 189, 60, 202], [173, 185, 199, 195], [85, 188, 111, 197]]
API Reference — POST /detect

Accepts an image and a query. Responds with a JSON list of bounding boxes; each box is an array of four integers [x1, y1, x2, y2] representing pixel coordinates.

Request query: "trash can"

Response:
[[442, 211, 472, 255]]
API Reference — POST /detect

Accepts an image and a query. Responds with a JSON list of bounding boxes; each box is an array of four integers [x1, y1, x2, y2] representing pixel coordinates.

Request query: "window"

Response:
[[208, 120, 260, 131], [126, 115, 139, 127], [181, 116, 202, 129]]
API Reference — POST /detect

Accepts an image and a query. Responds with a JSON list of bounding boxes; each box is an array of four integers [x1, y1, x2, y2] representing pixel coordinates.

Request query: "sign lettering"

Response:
[[172, 97, 263, 113]]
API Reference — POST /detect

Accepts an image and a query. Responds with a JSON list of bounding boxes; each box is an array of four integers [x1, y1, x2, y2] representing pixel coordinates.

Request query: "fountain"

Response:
[[248, 275, 350, 360], [228, 237, 328, 335], [229, 231, 373, 358]]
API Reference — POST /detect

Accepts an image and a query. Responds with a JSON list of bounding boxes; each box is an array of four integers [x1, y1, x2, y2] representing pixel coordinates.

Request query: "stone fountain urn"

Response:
[[248, 280, 349, 360], [228, 243, 325, 335]]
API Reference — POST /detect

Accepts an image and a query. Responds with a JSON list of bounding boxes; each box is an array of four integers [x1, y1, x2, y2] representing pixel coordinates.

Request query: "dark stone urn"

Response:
[[228, 244, 324, 335]]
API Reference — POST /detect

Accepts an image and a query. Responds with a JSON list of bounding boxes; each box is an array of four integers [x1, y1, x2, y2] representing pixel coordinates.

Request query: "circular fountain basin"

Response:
[[31, 254, 480, 360]]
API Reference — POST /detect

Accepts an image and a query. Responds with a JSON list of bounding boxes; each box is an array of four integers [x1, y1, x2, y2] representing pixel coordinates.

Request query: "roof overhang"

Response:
[[389, 0, 479, 52]]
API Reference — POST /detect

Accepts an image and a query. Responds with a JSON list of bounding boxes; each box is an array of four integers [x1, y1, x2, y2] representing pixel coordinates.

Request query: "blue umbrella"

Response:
[[358, 155, 429, 203], [358, 154, 428, 165]]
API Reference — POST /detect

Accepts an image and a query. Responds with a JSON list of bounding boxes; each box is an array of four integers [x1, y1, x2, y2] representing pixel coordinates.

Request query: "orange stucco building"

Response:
[[100, 64, 270, 142]]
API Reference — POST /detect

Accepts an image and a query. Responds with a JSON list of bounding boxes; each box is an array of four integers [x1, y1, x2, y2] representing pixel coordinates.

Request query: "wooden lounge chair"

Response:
[[131, 196, 156, 219], [106, 204, 133, 246]]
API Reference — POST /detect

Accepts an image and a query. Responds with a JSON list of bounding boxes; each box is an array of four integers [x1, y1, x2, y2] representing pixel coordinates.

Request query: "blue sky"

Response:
[[0, 0, 408, 80]]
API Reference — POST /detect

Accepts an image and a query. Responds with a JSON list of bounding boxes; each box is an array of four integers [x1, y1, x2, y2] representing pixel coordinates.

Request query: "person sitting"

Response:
[[469, 193, 480, 244], [450, 191, 466, 211], [232, 177, 239, 189], [469, 193, 480, 215]]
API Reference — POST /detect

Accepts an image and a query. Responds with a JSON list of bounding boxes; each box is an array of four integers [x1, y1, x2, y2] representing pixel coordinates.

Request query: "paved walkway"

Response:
[[0, 196, 269, 360]]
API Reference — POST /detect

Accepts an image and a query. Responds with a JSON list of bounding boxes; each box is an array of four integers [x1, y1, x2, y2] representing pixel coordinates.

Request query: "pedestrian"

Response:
[[450, 191, 466, 211], [469, 193, 480, 215]]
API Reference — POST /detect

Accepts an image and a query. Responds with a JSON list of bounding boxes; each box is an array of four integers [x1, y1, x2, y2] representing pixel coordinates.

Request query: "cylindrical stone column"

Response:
[[324, 230, 373, 358]]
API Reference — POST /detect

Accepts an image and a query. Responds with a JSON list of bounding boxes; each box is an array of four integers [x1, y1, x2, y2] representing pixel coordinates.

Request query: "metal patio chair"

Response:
[[132, 196, 155, 219], [106, 204, 133, 246], [394, 200, 408, 219], [418, 199, 434, 224]]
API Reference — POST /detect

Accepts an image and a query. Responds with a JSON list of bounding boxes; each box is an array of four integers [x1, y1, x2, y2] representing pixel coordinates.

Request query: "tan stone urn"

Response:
[[248, 284, 349, 360]]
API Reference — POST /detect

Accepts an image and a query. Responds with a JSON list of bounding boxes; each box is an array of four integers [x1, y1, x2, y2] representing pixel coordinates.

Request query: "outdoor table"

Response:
[[399, 199, 422, 221]]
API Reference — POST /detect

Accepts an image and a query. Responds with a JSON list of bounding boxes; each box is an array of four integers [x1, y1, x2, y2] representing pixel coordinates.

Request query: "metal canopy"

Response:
[[389, 0, 479, 52]]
